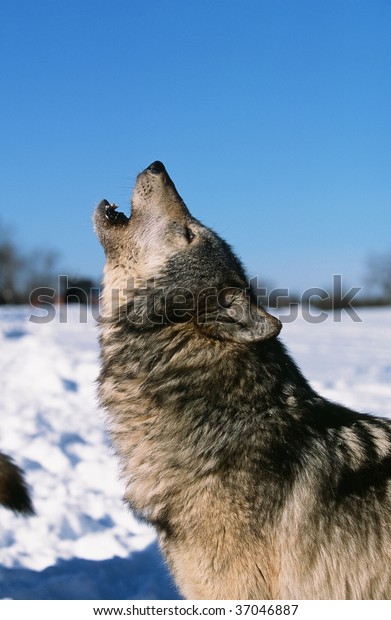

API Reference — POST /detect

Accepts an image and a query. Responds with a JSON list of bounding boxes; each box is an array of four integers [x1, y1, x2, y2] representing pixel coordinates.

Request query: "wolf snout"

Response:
[[146, 161, 167, 175]]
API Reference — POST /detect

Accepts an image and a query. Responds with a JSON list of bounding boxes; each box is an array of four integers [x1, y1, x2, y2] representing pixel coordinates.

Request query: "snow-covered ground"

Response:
[[0, 304, 390, 599]]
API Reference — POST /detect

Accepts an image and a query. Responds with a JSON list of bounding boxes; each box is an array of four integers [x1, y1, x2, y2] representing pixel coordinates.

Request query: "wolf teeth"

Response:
[[105, 204, 118, 221]]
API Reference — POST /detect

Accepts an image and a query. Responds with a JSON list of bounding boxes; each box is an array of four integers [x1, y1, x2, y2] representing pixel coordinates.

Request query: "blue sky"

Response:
[[1, 0, 390, 293]]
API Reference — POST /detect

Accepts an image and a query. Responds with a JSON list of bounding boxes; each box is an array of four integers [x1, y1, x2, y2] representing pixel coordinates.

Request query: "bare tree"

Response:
[[365, 252, 391, 303], [23, 249, 59, 294], [0, 220, 60, 304], [0, 223, 25, 303]]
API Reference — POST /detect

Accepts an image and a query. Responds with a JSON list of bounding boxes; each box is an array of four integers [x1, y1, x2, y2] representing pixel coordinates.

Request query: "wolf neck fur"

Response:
[[98, 312, 315, 490]]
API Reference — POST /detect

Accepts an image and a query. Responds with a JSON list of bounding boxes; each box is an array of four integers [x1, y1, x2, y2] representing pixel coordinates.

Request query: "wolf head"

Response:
[[94, 161, 281, 343]]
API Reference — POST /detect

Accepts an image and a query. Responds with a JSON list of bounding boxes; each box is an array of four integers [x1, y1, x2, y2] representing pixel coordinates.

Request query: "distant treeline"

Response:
[[1, 219, 390, 307], [0, 220, 96, 305]]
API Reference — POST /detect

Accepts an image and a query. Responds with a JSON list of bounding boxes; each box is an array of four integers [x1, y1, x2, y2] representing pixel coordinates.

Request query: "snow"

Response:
[[0, 304, 390, 599]]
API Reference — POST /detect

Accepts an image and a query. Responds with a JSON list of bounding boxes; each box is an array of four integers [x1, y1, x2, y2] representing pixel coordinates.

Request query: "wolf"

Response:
[[0, 452, 34, 515], [94, 161, 391, 600]]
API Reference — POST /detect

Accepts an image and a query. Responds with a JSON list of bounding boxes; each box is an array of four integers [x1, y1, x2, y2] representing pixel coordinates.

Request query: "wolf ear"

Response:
[[199, 288, 282, 343]]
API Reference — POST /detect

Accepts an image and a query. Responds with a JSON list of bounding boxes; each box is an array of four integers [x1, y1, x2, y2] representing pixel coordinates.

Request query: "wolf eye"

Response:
[[184, 228, 195, 243]]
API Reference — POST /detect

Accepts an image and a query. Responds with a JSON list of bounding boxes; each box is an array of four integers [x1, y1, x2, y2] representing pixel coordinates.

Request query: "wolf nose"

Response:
[[147, 161, 166, 175]]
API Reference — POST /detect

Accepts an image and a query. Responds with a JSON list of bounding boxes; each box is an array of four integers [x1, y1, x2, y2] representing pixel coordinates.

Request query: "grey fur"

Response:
[[94, 161, 391, 599], [0, 452, 34, 515]]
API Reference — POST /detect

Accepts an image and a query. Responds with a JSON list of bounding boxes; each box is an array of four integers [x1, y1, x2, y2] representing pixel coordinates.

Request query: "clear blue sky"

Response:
[[1, 0, 390, 293]]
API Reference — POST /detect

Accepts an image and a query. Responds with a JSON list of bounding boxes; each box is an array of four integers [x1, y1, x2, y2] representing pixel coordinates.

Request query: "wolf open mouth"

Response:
[[96, 199, 129, 226], [95, 161, 182, 233]]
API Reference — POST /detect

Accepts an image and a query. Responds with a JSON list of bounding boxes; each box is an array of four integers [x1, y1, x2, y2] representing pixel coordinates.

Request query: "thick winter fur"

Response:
[[0, 452, 34, 515], [94, 161, 391, 600]]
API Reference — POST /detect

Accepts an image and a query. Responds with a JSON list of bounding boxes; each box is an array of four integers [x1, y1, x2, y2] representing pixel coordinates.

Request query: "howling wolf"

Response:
[[94, 161, 391, 600]]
